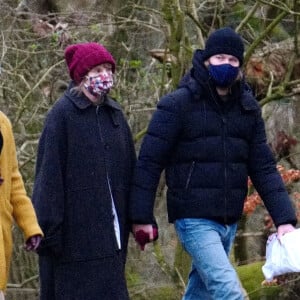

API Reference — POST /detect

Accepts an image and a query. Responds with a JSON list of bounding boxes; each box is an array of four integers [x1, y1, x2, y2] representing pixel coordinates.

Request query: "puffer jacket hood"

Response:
[[178, 49, 207, 95]]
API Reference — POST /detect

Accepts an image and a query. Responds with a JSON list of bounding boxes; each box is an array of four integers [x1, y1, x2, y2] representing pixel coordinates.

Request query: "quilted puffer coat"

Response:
[[129, 50, 297, 228]]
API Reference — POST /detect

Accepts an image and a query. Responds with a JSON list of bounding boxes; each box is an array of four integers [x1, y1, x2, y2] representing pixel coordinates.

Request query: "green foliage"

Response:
[[90, 24, 101, 34], [126, 260, 182, 299], [128, 60, 142, 69], [126, 269, 142, 287], [237, 261, 281, 300], [28, 43, 38, 51], [119, 58, 142, 69], [132, 286, 181, 300], [231, 3, 261, 32], [128, 280, 182, 300]]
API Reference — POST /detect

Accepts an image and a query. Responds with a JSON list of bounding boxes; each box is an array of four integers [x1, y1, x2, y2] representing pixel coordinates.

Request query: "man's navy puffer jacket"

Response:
[[129, 50, 297, 227]]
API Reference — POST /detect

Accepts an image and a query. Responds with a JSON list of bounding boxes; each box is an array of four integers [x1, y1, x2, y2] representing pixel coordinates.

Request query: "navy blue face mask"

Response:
[[208, 64, 239, 87]]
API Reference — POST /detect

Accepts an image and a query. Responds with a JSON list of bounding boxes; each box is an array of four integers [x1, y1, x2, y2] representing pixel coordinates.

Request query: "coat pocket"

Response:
[[185, 161, 195, 190]]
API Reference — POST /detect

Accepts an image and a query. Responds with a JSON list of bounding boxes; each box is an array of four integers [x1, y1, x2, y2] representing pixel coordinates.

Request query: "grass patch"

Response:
[[237, 261, 282, 300]]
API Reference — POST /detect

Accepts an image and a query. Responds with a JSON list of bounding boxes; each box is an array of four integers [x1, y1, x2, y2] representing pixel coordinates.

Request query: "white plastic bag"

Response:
[[262, 229, 300, 281]]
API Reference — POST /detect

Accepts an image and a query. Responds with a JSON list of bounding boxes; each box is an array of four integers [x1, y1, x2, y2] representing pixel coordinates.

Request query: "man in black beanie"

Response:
[[129, 27, 297, 299]]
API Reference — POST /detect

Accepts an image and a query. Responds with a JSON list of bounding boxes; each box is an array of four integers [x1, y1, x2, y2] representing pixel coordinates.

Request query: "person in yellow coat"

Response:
[[0, 111, 43, 300]]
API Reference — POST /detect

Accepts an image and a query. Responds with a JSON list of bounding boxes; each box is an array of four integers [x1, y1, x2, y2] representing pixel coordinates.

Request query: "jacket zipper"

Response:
[[222, 116, 228, 223], [207, 85, 228, 223]]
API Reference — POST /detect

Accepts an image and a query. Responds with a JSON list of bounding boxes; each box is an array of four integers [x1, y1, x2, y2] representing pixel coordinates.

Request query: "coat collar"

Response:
[[240, 88, 260, 111], [65, 81, 122, 111]]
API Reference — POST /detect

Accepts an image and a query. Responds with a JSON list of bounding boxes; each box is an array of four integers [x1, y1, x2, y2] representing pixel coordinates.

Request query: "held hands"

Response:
[[133, 224, 158, 251], [24, 234, 42, 251]]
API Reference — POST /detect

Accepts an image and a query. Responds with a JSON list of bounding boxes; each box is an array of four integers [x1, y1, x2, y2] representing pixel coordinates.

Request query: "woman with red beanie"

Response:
[[32, 42, 136, 300]]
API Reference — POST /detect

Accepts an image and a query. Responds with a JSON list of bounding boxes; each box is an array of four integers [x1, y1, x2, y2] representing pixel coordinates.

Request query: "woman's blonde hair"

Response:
[[70, 81, 85, 95]]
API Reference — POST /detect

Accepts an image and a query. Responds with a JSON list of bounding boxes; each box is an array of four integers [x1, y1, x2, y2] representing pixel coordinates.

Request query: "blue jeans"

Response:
[[175, 218, 245, 300]]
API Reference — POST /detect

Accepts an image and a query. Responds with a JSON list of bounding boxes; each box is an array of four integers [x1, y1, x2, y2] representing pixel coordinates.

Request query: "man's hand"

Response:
[[277, 224, 295, 241], [132, 224, 158, 250]]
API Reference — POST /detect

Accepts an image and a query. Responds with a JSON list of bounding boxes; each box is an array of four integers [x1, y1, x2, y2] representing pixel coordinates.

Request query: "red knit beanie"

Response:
[[64, 42, 116, 84]]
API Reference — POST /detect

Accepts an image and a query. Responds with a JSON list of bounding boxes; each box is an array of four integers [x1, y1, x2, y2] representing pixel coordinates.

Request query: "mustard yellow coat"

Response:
[[0, 111, 43, 290]]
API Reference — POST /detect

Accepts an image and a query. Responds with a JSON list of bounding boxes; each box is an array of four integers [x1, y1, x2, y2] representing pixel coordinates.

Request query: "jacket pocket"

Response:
[[185, 161, 195, 190]]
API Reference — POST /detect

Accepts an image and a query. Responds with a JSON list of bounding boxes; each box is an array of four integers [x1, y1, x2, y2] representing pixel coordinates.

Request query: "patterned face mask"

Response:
[[84, 73, 114, 96]]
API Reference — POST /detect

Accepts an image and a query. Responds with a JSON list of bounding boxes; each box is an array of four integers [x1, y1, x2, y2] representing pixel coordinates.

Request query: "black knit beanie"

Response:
[[202, 27, 244, 66]]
